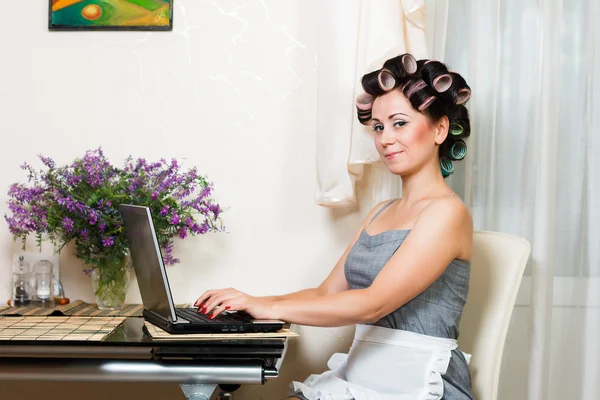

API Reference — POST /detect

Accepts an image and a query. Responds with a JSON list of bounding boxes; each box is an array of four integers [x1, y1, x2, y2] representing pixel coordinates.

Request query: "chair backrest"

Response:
[[457, 230, 531, 400]]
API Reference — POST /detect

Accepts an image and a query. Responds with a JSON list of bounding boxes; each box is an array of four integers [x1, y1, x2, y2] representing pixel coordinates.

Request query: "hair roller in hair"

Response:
[[356, 93, 374, 111], [377, 69, 396, 91], [456, 87, 471, 104], [401, 54, 418, 74], [432, 74, 453, 92], [440, 157, 455, 178], [449, 123, 464, 136], [449, 140, 467, 160], [405, 80, 427, 99], [418, 96, 436, 111]]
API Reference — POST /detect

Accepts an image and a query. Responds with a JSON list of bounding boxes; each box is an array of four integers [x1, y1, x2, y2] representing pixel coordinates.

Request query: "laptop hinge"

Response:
[[144, 308, 187, 324]]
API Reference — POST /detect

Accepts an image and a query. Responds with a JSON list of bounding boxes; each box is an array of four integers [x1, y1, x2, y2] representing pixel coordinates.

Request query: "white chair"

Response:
[[458, 230, 531, 400]]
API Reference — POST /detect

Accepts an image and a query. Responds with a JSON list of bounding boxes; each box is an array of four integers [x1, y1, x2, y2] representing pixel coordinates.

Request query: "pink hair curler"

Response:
[[456, 88, 471, 104], [418, 96, 436, 111], [356, 93, 374, 111], [377, 69, 396, 91], [432, 74, 453, 92], [405, 80, 427, 99], [401, 54, 418, 74]]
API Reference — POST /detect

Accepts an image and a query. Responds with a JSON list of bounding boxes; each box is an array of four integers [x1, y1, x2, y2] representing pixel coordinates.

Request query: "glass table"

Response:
[[0, 317, 288, 399]]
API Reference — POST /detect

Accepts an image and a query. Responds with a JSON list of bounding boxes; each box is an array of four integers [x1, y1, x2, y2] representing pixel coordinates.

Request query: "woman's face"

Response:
[[370, 90, 447, 176]]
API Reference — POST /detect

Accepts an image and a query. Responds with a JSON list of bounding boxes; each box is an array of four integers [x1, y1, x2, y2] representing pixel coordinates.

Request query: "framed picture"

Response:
[[49, 0, 173, 31]]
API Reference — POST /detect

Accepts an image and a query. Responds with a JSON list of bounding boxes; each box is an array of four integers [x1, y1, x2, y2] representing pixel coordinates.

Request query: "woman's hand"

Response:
[[193, 288, 276, 320]]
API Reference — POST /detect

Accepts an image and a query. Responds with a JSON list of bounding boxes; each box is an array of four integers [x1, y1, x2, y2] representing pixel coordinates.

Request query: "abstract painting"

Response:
[[49, 0, 173, 31]]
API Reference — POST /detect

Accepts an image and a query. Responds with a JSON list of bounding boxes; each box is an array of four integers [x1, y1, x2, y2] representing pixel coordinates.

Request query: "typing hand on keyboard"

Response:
[[193, 288, 278, 321]]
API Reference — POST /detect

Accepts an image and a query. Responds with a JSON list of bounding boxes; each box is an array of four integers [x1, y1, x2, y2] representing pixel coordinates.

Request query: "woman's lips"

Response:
[[385, 151, 404, 159]]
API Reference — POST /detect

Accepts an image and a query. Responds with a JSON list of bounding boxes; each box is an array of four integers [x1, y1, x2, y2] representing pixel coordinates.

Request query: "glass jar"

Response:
[[11, 256, 33, 307], [34, 260, 55, 307]]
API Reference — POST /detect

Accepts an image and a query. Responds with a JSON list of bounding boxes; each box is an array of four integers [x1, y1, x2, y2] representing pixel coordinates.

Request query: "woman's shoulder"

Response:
[[417, 195, 473, 234]]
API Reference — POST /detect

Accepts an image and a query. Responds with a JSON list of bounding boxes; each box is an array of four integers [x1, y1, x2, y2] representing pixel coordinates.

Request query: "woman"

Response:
[[194, 53, 474, 400]]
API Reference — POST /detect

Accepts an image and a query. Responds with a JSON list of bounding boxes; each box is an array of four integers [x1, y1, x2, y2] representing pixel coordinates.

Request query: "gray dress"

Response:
[[293, 199, 473, 399]]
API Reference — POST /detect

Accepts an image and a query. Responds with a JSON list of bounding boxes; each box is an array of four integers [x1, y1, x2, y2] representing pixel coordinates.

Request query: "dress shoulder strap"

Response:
[[368, 199, 397, 225]]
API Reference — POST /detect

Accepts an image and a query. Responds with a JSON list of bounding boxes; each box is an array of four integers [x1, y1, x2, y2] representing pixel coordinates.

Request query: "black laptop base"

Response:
[[143, 309, 284, 334]]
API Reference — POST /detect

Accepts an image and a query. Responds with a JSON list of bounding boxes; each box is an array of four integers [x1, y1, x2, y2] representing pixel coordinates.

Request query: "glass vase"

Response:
[[90, 252, 132, 310]]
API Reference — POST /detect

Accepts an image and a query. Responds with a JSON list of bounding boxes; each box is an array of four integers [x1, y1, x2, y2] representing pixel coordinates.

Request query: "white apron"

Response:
[[290, 325, 469, 400]]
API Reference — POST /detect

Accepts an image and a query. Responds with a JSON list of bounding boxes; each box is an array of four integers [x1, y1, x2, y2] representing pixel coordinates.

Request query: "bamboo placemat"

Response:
[[0, 300, 144, 317], [144, 321, 299, 340], [0, 316, 125, 341]]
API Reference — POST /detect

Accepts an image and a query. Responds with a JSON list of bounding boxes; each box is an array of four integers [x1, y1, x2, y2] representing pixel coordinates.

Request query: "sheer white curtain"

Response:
[[315, 0, 599, 397], [315, 0, 428, 207], [437, 0, 599, 399]]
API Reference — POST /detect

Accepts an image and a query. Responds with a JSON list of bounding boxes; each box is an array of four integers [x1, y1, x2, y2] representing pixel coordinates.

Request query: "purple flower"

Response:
[[159, 205, 170, 216], [88, 212, 98, 225], [66, 174, 83, 185], [39, 155, 55, 169], [191, 221, 209, 235], [161, 240, 180, 265], [209, 203, 221, 218], [62, 217, 74, 233], [56, 194, 87, 214], [102, 236, 114, 247], [5, 149, 224, 276], [178, 227, 188, 239]]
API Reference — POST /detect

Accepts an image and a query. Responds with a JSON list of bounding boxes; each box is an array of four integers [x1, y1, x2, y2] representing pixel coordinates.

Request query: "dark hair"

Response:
[[356, 54, 471, 177]]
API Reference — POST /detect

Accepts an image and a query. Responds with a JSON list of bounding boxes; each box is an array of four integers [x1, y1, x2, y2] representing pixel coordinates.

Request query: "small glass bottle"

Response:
[[11, 256, 33, 307], [34, 260, 55, 308]]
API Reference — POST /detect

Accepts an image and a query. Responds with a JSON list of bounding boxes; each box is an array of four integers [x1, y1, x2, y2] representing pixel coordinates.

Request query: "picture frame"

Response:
[[49, 0, 173, 31]]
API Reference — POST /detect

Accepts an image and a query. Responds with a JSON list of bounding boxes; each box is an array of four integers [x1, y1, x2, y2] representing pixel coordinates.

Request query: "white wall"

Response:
[[0, 1, 366, 399]]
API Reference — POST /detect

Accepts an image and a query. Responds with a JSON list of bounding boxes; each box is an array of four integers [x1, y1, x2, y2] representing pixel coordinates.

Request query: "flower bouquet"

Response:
[[5, 148, 224, 309]]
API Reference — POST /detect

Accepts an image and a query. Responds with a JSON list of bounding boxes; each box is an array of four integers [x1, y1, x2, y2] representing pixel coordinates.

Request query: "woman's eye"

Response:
[[372, 125, 384, 132], [394, 121, 407, 128]]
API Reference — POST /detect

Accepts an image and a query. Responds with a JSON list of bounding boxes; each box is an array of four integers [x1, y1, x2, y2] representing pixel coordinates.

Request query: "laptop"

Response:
[[119, 204, 285, 334]]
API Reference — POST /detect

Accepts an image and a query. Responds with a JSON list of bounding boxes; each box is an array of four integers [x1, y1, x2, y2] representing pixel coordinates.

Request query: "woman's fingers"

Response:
[[194, 289, 219, 307], [201, 291, 241, 316], [208, 303, 233, 319], [193, 288, 251, 319]]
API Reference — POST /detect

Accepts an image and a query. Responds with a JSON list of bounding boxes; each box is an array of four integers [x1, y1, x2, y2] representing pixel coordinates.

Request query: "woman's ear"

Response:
[[434, 116, 449, 145]]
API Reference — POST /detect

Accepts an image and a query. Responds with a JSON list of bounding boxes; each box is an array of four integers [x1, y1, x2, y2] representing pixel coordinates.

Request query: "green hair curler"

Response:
[[440, 157, 454, 178], [449, 140, 467, 160], [449, 123, 463, 136]]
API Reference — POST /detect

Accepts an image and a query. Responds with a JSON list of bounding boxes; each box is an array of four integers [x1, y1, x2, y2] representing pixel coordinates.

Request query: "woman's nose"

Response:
[[379, 128, 395, 146]]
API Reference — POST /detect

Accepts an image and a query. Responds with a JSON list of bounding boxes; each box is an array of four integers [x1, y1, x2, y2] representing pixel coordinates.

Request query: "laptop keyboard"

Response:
[[176, 308, 253, 324]]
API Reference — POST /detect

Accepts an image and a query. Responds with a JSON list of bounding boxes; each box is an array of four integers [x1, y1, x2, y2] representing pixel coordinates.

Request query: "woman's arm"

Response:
[[195, 201, 393, 313], [264, 201, 394, 302], [269, 198, 472, 327]]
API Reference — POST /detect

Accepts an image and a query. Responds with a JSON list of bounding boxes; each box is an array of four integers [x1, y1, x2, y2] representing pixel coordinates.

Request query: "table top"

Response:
[[0, 317, 287, 362]]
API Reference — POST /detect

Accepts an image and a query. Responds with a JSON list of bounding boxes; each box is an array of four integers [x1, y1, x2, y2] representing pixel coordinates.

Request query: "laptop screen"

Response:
[[119, 204, 177, 322]]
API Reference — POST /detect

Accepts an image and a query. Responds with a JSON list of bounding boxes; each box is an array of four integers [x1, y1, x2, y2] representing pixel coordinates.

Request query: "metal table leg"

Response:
[[180, 383, 218, 400]]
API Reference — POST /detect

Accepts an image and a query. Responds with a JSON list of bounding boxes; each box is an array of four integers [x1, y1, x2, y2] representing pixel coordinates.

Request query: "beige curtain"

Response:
[[315, 0, 429, 207]]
